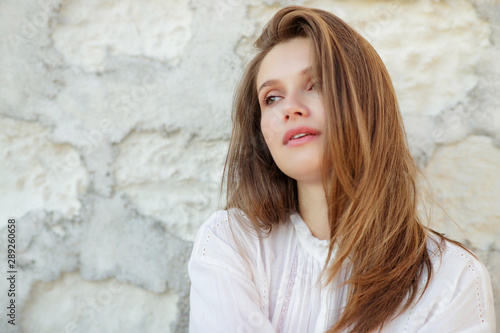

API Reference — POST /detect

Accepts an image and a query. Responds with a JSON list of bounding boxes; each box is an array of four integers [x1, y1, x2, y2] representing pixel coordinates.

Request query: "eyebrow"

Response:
[[257, 66, 313, 95]]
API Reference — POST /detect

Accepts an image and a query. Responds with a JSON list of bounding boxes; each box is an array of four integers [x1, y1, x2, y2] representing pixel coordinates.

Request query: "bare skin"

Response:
[[257, 37, 330, 240]]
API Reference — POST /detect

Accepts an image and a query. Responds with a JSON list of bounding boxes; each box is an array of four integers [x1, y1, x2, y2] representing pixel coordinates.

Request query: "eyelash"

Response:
[[262, 82, 318, 106], [264, 95, 280, 105]]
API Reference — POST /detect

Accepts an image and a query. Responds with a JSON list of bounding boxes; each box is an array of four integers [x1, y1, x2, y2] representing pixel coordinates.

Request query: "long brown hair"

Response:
[[219, 5, 457, 333]]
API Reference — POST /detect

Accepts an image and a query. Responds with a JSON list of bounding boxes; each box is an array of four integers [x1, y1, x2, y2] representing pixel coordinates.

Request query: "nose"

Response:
[[282, 92, 310, 121]]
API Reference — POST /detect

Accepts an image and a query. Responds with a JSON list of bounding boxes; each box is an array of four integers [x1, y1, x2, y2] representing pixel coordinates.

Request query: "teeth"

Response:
[[291, 133, 309, 140]]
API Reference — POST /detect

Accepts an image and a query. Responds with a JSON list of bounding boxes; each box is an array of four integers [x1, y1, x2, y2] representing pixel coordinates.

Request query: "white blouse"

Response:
[[188, 209, 496, 333]]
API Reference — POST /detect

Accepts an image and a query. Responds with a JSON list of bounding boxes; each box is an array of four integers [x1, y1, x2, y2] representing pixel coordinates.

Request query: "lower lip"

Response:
[[286, 134, 319, 147]]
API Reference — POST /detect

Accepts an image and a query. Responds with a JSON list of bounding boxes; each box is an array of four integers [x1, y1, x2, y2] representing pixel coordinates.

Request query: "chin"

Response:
[[279, 166, 322, 183], [270, 150, 324, 182]]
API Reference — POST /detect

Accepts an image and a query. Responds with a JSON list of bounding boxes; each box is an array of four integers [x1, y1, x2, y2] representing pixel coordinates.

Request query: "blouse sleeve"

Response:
[[415, 244, 496, 333], [188, 211, 275, 333]]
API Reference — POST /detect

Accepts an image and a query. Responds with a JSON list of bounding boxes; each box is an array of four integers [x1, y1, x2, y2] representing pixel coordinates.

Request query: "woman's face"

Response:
[[257, 37, 326, 184]]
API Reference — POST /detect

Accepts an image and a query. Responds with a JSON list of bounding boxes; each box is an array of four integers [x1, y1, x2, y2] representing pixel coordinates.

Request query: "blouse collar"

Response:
[[289, 211, 332, 264]]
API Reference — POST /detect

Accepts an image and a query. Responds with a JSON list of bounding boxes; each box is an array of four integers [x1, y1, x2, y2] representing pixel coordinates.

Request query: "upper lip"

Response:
[[283, 126, 321, 145]]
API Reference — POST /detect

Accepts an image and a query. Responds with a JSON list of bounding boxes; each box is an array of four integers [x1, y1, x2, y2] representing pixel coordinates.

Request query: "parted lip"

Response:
[[283, 126, 321, 145]]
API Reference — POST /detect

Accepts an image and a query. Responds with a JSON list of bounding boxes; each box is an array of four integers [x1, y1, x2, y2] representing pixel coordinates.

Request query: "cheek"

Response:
[[260, 126, 275, 148], [260, 113, 285, 147], [316, 101, 326, 122]]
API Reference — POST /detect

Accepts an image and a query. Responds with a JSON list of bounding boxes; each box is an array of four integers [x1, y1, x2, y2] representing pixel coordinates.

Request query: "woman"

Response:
[[188, 6, 495, 333]]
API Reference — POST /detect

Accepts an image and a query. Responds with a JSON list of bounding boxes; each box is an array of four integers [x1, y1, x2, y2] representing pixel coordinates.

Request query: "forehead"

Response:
[[256, 37, 314, 88]]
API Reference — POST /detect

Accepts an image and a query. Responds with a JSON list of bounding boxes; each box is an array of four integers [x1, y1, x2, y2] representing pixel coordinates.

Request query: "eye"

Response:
[[264, 95, 281, 105], [308, 81, 318, 90]]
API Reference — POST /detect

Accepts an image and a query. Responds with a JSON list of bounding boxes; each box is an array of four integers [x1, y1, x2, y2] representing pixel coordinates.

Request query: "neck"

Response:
[[297, 180, 330, 240]]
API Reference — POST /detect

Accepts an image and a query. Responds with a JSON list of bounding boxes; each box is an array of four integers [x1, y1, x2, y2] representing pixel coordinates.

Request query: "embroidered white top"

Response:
[[188, 209, 496, 333]]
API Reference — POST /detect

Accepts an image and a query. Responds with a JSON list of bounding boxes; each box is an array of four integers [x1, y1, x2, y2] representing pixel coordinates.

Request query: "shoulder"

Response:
[[189, 209, 261, 270], [188, 210, 281, 332], [426, 234, 491, 291], [411, 233, 496, 330], [189, 209, 295, 273]]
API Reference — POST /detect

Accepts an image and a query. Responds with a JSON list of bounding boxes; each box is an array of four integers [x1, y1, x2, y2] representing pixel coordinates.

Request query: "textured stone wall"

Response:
[[0, 0, 498, 332]]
